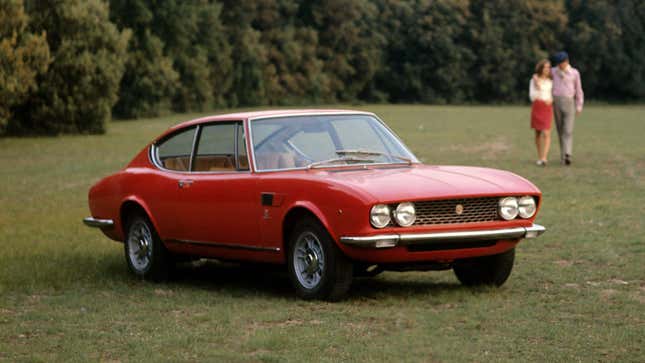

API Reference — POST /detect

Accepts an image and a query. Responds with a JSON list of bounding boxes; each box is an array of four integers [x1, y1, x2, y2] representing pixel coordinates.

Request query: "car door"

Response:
[[175, 121, 261, 247], [147, 125, 198, 240]]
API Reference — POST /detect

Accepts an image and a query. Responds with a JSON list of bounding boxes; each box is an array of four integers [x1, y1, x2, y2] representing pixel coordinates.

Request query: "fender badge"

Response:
[[455, 204, 464, 215]]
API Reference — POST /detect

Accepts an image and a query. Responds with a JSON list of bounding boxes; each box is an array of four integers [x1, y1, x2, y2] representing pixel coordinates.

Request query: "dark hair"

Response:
[[534, 59, 552, 79]]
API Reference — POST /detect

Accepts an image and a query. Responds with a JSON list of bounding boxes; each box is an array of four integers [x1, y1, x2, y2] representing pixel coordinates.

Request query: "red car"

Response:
[[84, 109, 545, 300]]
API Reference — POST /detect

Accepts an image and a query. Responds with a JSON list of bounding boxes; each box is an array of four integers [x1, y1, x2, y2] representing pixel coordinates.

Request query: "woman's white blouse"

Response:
[[529, 78, 553, 102]]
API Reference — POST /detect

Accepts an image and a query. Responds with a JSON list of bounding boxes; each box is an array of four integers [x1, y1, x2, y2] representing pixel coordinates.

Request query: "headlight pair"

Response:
[[370, 202, 416, 228], [498, 196, 536, 220]]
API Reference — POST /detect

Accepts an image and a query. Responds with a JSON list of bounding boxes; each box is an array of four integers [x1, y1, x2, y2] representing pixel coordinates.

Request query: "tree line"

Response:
[[1, 0, 643, 136]]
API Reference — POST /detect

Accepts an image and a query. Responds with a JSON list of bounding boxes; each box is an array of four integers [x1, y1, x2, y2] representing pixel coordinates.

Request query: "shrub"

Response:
[[15, 0, 129, 135], [0, 0, 50, 135]]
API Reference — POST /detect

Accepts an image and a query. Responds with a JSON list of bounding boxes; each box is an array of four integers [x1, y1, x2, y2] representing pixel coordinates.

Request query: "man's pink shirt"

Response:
[[551, 66, 584, 112]]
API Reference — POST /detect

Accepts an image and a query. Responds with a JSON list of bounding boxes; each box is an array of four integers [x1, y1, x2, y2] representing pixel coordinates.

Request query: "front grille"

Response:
[[404, 197, 500, 226]]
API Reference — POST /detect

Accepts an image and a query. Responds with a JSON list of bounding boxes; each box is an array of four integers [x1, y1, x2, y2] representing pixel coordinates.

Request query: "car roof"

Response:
[[166, 109, 374, 133]]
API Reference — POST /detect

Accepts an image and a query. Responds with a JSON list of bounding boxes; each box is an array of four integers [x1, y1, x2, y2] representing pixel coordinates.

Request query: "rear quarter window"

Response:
[[156, 127, 196, 171]]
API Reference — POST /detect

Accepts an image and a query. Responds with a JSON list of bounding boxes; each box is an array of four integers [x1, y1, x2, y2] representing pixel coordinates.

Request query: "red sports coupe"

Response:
[[84, 109, 545, 300]]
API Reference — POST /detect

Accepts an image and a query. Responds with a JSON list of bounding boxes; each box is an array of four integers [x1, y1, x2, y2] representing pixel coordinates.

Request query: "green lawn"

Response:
[[1, 105, 643, 362]]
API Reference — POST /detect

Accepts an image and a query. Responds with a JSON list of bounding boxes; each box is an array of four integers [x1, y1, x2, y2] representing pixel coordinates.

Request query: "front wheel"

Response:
[[287, 218, 353, 301], [453, 248, 515, 287], [124, 213, 172, 281]]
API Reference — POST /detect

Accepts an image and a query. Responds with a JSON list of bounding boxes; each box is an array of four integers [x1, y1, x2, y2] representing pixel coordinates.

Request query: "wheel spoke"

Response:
[[292, 231, 326, 289], [127, 221, 154, 271]]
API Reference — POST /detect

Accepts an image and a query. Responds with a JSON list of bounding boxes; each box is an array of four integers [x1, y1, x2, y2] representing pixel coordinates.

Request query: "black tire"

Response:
[[287, 217, 353, 301], [453, 248, 515, 287], [124, 212, 172, 281]]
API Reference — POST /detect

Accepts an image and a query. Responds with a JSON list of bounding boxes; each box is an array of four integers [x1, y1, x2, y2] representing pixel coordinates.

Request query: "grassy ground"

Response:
[[1, 105, 643, 362]]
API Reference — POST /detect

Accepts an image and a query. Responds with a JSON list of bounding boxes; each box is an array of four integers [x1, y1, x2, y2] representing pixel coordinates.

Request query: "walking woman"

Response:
[[529, 59, 553, 166]]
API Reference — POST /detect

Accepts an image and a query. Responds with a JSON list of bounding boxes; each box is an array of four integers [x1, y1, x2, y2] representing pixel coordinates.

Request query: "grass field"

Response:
[[1, 105, 643, 362]]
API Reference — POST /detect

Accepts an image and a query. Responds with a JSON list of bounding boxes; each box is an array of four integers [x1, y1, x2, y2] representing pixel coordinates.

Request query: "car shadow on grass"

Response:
[[164, 259, 475, 301], [348, 277, 470, 300], [168, 260, 294, 298]]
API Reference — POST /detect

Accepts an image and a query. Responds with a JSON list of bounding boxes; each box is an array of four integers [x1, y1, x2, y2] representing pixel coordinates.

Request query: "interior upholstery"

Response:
[[193, 155, 235, 171], [162, 156, 190, 171], [160, 154, 253, 171]]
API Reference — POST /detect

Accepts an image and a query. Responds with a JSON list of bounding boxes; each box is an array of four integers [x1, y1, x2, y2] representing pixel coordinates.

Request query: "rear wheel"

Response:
[[287, 217, 353, 301], [124, 213, 172, 281], [453, 248, 515, 287]]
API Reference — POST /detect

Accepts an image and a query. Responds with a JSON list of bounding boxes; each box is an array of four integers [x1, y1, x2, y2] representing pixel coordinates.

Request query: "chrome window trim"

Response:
[[371, 113, 420, 163], [243, 119, 255, 173], [188, 124, 201, 172], [247, 112, 420, 173], [234, 122, 239, 170], [149, 121, 252, 175], [249, 111, 374, 121], [149, 125, 197, 174]]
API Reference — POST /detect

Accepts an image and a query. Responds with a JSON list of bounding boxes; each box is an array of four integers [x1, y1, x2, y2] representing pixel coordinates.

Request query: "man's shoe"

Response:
[[564, 154, 572, 166]]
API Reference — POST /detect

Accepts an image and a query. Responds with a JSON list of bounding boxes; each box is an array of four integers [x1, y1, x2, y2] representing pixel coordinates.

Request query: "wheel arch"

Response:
[[119, 197, 160, 240], [282, 203, 338, 253]]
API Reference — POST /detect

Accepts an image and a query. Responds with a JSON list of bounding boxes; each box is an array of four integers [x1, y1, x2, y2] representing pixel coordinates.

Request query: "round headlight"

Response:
[[370, 204, 391, 228], [498, 197, 519, 220], [518, 196, 536, 218], [393, 202, 416, 227]]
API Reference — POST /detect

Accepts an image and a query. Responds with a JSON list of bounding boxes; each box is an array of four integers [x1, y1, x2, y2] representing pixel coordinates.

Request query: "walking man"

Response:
[[551, 51, 583, 165]]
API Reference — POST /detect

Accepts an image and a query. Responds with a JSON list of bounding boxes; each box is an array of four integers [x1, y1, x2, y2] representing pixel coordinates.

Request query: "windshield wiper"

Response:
[[335, 149, 413, 165], [306, 156, 375, 169]]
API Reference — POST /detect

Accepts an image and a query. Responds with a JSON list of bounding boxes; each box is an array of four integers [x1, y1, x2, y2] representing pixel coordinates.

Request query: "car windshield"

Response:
[[250, 114, 418, 171]]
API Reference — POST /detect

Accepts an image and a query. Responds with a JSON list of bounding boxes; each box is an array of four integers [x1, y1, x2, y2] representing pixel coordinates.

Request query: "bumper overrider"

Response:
[[340, 224, 545, 249]]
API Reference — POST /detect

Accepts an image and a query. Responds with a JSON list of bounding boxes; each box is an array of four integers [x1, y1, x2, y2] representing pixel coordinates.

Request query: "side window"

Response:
[[194, 123, 248, 172], [156, 127, 196, 171], [194, 123, 235, 172]]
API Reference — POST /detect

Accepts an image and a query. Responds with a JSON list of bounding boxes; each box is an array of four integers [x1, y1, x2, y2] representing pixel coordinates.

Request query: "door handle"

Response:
[[178, 179, 194, 189]]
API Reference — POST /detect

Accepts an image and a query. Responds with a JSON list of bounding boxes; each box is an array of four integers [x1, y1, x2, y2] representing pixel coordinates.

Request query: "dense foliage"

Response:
[[0, 0, 643, 135], [0, 0, 50, 134]]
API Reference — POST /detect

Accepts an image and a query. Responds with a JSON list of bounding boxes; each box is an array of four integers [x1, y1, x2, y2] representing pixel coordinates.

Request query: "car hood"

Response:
[[317, 164, 540, 202]]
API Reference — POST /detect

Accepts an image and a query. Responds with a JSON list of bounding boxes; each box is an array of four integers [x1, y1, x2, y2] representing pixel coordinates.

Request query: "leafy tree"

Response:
[[16, 0, 129, 134], [229, 27, 269, 106], [3, 0, 644, 137], [109, 1, 178, 118], [301, 0, 385, 101], [220, 1, 269, 106], [467, 0, 567, 102], [111, 0, 231, 114], [249, 0, 328, 104], [112, 32, 178, 118], [148, 0, 231, 112], [375, 0, 475, 103], [0, 0, 50, 135], [565, 0, 645, 100]]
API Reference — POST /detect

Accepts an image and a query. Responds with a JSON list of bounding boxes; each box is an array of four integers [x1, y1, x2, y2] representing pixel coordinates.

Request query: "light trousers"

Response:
[[553, 96, 576, 161]]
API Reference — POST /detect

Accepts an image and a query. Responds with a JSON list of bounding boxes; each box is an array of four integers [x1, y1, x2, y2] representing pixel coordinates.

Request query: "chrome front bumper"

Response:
[[83, 217, 114, 228], [340, 224, 546, 249]]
